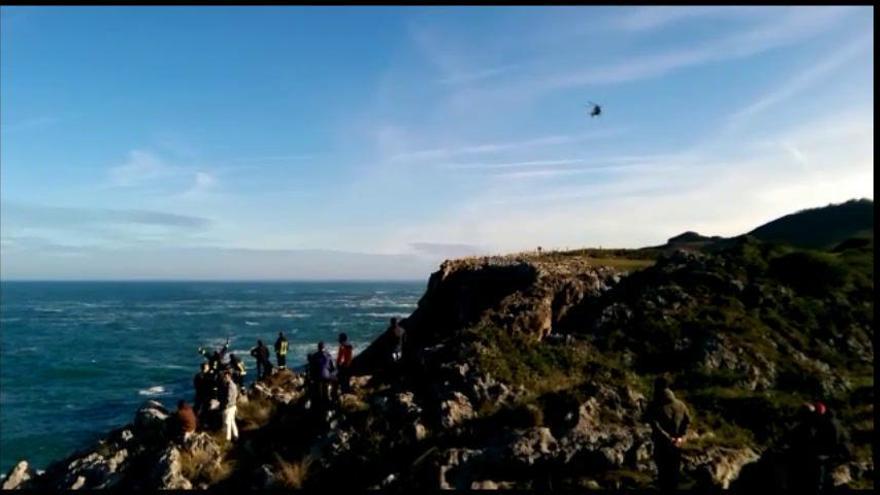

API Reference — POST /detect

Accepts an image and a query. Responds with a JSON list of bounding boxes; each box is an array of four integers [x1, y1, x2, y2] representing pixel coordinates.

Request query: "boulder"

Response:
[[684, 446, 760, 489], [392, 392, 423, 419], [55, 446, 129, 490], [153, 447, 192, 490], [69, 475, 86, 490], [134, 400, 170, 439], [439, 392, 475, 429], [2, 460, 34, 490], [505, 427, 557, 466], [436, 448, 484, 490]]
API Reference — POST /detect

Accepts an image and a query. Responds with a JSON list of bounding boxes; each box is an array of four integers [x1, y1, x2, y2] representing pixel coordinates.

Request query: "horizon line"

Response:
[[0, 278, 428, 283]]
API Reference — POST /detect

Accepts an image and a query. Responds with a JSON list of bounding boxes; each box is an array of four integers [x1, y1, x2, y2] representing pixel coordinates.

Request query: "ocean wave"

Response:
[[245, 321, 260, 326], [138, 386, 167, 396], [281, 312, 310, 319], [354, 312, 404, 318]]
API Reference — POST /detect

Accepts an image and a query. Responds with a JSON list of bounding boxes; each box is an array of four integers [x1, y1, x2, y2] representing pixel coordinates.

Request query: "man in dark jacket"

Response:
[[646, 377, 691, 491], [811, 402, 851, 494], [250, 340, 272, 381], [193, 362, 214, 418], [308, 341, 336, 411]]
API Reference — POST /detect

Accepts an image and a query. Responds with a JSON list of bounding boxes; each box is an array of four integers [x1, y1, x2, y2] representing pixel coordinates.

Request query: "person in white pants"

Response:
[[221, 371, 239, 441]]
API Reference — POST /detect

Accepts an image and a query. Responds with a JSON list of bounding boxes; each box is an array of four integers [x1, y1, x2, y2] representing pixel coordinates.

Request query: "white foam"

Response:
[[138, 386, 166, 396], [281, 312, 310, 319], [245, 321, 260, 326], [354, 312, 402, 318]]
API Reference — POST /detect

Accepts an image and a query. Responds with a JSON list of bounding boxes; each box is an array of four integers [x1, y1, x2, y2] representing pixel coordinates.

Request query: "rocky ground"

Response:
[[3, 236, 873, 490]]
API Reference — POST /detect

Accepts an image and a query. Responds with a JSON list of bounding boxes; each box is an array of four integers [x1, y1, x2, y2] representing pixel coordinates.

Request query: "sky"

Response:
[[0, 6, 874, 280]]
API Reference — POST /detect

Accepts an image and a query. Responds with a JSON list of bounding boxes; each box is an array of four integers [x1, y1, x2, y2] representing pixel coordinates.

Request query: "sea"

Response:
[[0, 280, 425, 475]]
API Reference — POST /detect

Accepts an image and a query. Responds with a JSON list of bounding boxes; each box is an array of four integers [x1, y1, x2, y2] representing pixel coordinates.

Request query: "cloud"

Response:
[[108, 150, 172, 187], [726, 33, 873, 130], [542, 8, 854, 91], [0, 245, 438, 280], [612, 6, 764, 32], [437, 64, 521, 85], [410, 242, 486, 258], [0, 116, 59, 134], [387, 128, 625, 163], [1, 202, 211, 229], [381, 106, 872, 253], [179, 171, 218, 198], [435, 6, 857, 109], [231, 154, 317, 163], [442, 158, 585, 170]]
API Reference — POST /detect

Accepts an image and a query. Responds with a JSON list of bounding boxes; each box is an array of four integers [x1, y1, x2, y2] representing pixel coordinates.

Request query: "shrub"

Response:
[[274, 454, 312, 488], [236, 397, 276, 431], [768, 251, 849, 295]]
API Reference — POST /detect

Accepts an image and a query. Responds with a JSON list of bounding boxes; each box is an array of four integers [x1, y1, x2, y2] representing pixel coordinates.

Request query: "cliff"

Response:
[[3, 236, 873, 490]]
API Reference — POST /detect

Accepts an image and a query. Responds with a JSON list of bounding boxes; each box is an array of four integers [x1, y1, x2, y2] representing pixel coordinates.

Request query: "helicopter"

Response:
[[586, 101, 602, 118]]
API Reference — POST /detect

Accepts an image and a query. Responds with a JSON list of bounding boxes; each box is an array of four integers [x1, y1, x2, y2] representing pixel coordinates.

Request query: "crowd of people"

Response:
[[165, 317, 847, 492], [170, 318, 406, 444]]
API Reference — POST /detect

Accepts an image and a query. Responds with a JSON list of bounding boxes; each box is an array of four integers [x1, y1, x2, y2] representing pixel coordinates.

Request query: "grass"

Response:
[[178, 446, 236, 486], [273, 454, 312, 489], [236, 397, 276, 431], [595, 469, 655, 490], [583, 257, 656, 271]]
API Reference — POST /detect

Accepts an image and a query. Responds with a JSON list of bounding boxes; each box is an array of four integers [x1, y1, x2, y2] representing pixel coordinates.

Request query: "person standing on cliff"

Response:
[[220, 371, 239, 442], [336, 332, 354, 396], [174, 400, 198, 443], [193, 362, 213, 418], [275, 331, 289, 370], [388, 317, 406, 365], [199, 338, 229, 373], [307, 341, 336, 413], [810, 402, 850, 494], [250, 339, 272, 381], [646, 376, 691, 491], [229, 353, 246, 389]]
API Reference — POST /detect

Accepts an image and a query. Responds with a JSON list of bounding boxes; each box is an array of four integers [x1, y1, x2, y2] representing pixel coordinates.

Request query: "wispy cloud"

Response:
[[410, 242, 486, 258], [1, 116, 59, 134], [108, 150, 173, 187], [612, 6, 763, 32], [539, 7, 854, 91], [441, 153, 688, 171], [381, 106, 872, 253], [726, 32, 873, 130], [437, 64, 521, 86], [431, 6, 857, 110], [231, 154, 317, 163], [1, 202, 211, 229], [179, 171, 218, 199], [387, 128, 625, 163]]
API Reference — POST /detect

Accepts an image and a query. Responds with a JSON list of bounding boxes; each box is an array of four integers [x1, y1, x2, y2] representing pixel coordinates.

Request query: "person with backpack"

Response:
[[307, 341, 336, 411]]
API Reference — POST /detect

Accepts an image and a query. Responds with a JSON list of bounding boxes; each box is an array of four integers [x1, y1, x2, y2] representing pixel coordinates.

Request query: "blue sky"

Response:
[[0, 6, 874, 280]]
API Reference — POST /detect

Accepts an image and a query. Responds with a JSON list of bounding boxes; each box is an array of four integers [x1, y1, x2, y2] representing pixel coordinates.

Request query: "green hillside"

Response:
[[748, 199, 874, 249]]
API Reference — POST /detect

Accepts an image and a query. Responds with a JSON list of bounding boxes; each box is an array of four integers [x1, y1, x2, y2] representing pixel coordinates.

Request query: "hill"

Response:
[[747, 198, 874, 249]]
